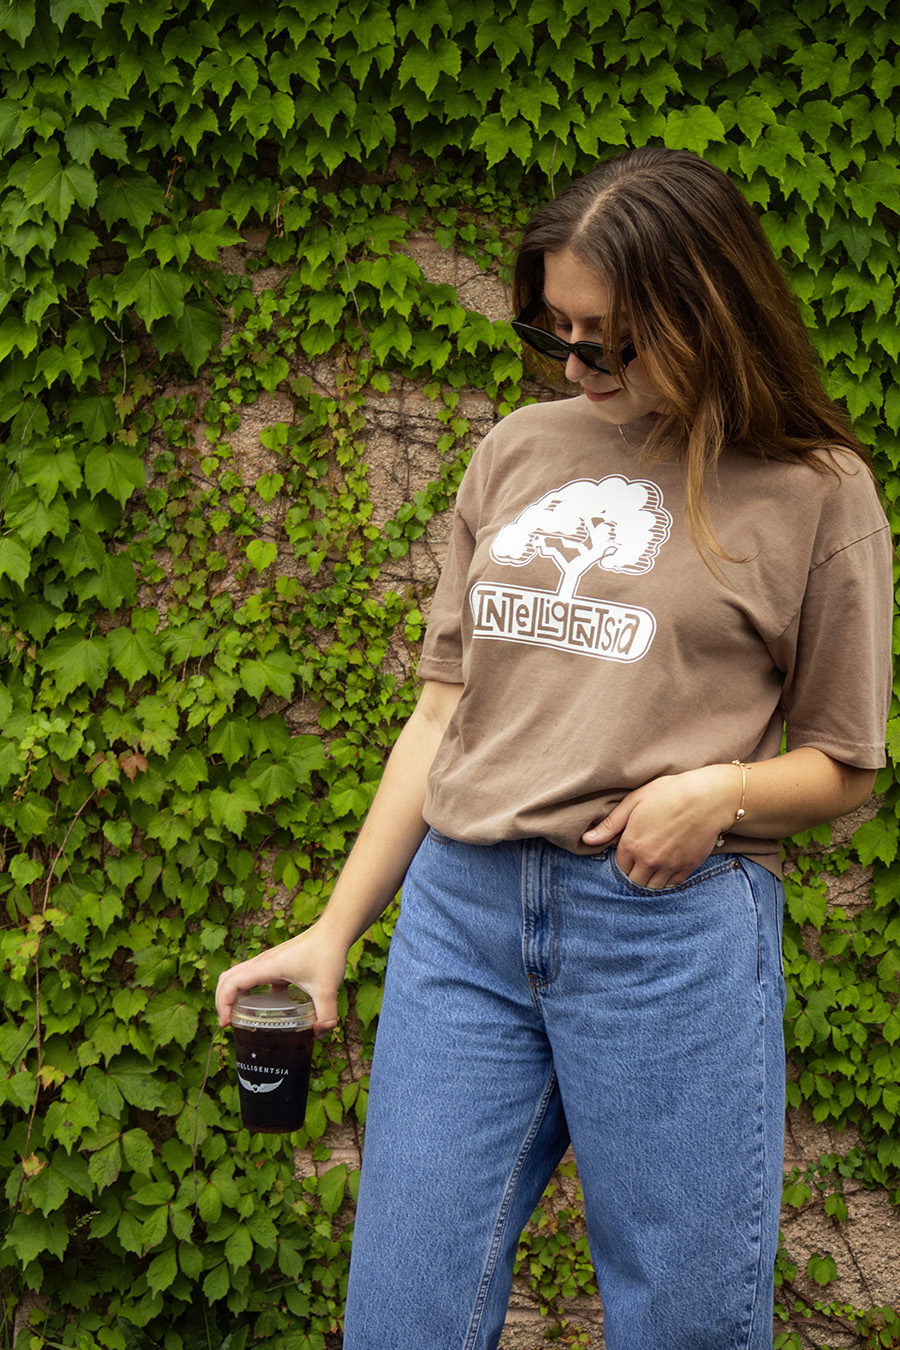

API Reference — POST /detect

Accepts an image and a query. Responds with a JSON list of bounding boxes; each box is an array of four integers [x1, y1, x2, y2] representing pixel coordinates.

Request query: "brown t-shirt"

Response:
[[417, 397, 892, 875]]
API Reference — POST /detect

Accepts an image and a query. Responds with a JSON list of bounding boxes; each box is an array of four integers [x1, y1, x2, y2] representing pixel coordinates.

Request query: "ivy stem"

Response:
[[7, 791, 96, 1231], [191, 1030, 221, 1214]]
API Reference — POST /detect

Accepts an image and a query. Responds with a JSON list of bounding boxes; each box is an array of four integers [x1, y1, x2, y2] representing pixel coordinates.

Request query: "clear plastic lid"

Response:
[[231, 988, 315, 1031]]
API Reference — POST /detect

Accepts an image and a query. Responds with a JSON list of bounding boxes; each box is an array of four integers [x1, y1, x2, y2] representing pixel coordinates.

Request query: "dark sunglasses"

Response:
[[511, 298, 638, 376]]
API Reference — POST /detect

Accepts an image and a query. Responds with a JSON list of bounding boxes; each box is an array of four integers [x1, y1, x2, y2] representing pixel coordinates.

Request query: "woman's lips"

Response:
[[583, 388, 620, 403]]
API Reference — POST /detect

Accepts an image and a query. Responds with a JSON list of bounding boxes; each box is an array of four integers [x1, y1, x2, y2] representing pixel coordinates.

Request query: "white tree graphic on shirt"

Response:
[[490, 476, 672, 598]]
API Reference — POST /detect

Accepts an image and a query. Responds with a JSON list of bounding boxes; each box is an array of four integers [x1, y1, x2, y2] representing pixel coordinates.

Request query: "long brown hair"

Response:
[[513, 146, 869, 557]]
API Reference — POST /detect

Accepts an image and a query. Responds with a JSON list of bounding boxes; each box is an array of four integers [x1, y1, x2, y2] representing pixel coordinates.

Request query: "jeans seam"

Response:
[[534, 852, 562, 990], [735, 857, 769, 1350], [462, 1068, 559, 1350], [523, 846, 560, 993]]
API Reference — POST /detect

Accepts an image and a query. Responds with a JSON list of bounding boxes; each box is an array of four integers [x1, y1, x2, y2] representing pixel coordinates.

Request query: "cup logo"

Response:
[[238, 1073, 284, 1094]]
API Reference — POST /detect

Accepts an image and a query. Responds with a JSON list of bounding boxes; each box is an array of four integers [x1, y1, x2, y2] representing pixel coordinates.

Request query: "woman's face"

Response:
[[541, 250, 668, 425]]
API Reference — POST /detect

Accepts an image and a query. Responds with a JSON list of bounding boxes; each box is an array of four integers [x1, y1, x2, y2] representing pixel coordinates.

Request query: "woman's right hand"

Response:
[[215, 921, 349, 1037]]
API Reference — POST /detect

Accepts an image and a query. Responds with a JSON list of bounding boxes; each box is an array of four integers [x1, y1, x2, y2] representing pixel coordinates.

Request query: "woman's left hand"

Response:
[[582, 765, 739, 888]]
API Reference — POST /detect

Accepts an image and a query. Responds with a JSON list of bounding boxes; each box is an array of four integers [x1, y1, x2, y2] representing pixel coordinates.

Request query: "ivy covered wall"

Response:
[[0, 1, 898, 1347]]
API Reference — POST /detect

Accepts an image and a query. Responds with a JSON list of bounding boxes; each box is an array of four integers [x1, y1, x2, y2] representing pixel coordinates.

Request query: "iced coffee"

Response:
[[231, 988, 315, 1133]]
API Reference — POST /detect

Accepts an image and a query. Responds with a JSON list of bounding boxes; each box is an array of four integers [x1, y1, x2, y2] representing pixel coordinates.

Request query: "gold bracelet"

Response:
[[731, 759, 751, 823], [715, 761, 751, 847]]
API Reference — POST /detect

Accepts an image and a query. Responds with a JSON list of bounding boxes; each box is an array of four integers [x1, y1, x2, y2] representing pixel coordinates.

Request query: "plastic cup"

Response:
[[231, 988, 315, 1133]]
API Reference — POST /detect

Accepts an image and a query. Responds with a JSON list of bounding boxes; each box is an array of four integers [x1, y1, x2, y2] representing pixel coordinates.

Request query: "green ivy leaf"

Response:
[[824, 1192, 848, 1222], [784, 874, 828, 928], [208, 719, 251, 768], [49, 1149, 92, 1198], [166, 748, 209, 792], [117, 1210, 144, 1255], [53, 526, 106, 576], [96, 169, 166, 230], [71, 551, 138, 610], [112, 257, 187, 325], [42, 631, 110, 697], [140, 1204, 169, 1250], [731, 94, 777, 146], [87, 1139, 121, 1192], [475, 14, 534, 69], [801, 989, 834, 1039], [470, 113, 533, 168], [853, 815, 899, 867], [662, 105, 726, 153], [246, 538, 277, 573], [225, 1223, 253, 1268], [49, 0, 110, 25], [209, 784, 262, 833], [245, 1208, 278, 1249], [283, 734, 327, 781], [107, 626, 164, 685], [21, 444, 83, 503], [64, 120, 129, 165], [0, 536, 31, 586], [278, 1238, 304, 1280], [203, 1262, 230, 1302], [4, 489, 70, 547], [397, 38, 461, 97], [178, 1241, 204, 1279], [146, 1244, 178, 1294], [145, 993, 200, 1047], [256, 472, 284, 503], [806, 1251, 837, 1286], [131, 1181, 174, 1207], [24, 154, 97, 227], [3, 1212, 68, 1266], [885, 385, 900, 435], [121, 1128, 154, 1174], [9, 853, 43, 887], [197, 1181, 223, 1224], [0, 1, 36, 45], [245, 757, 297, 807], [844, 158, 900, 226], [26, 1164, 69, 1215], [154, 301, 222, 372], [0, 314, 40, 360], [84, 443, 145, 505], [317, 1162, 348, 1215], [238, 652, 296, 700], [83, 1065, 125, 1118], [355, 980, 383, 1028], [0, 98, 26, 152], [107, 1055, 170, 1111]]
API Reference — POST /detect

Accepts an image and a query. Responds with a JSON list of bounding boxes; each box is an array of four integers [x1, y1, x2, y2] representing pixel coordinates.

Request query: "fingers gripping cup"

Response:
[[231, 988, 315, 1133]]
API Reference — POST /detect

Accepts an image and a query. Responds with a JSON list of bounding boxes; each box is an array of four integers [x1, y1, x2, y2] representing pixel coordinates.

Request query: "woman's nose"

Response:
[[565, 350, 594, 383]]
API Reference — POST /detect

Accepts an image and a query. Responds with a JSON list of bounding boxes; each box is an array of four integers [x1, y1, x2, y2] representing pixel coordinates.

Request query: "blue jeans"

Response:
[[343, 832, 786, 1350]]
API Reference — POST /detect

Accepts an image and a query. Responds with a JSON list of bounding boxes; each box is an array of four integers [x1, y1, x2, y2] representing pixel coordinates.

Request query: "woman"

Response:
[[216, 148, 892, 1350]]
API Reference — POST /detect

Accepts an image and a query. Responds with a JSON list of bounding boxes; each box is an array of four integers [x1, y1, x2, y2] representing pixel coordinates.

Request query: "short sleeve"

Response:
[[416, 505, 474, 682], [776, 522, 893, 768], [416, 439, 490, 684]]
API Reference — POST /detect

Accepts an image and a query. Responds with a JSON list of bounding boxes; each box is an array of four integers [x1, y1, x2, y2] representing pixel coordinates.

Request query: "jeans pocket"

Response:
[[606, 848, 742, 898], [736, 857, 788, 994]]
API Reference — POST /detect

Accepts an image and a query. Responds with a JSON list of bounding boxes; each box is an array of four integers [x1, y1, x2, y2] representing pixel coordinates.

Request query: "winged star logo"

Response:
[[238, 1074, 284, 1094]]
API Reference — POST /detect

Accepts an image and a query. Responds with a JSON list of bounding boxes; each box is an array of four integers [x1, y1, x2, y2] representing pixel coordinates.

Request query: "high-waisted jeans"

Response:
[[343, 831, 786, 1350]]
